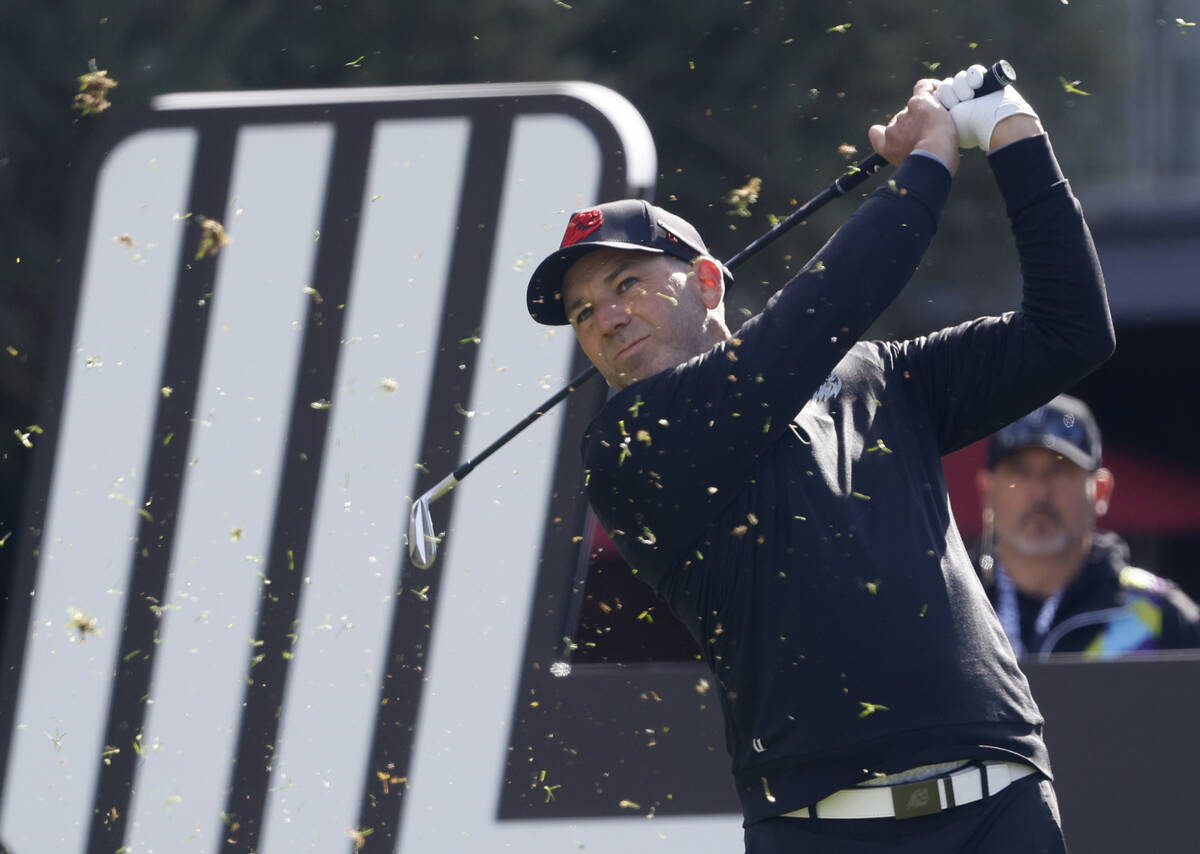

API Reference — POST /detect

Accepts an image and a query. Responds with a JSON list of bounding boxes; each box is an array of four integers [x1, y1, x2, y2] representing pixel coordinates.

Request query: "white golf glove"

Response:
[[935, 64, 1038, 153]]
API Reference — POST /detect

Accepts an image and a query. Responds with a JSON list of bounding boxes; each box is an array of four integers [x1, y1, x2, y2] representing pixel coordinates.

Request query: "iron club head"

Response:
[[407, 473, 459, 569], [408, 493, 438, 569]]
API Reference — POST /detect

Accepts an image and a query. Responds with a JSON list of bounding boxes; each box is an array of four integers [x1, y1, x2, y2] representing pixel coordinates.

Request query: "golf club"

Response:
[[408, 60, 1017, 569]]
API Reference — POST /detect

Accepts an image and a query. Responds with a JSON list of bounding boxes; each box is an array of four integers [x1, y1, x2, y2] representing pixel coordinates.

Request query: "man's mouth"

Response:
[[612, 336, 648, 362], [1022, 507, 1061, 527]]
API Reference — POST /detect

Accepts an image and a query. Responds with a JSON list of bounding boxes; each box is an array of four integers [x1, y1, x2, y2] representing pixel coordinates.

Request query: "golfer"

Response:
[[526, 67, 1113, 852]]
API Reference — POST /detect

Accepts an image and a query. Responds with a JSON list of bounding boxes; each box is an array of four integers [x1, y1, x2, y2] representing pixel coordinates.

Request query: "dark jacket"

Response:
[[581, 137, 1114, 825], [985, 531, 1200, 659]]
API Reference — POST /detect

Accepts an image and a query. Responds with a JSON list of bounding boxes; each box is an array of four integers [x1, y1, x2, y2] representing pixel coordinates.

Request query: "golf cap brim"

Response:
[[526, 199, 731, 326]]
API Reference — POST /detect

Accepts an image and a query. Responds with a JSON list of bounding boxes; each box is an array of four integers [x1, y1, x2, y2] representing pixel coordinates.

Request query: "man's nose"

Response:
[[594, 299, 629, 332], [1026, 470, 1055, 496]]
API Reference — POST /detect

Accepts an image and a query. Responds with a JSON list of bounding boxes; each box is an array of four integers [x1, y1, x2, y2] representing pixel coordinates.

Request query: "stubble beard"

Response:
[[999, 506, 1080, 558]]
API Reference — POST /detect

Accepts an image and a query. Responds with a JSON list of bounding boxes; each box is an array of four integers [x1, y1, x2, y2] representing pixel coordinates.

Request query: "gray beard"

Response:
[[1003, 527, 1073, 557]]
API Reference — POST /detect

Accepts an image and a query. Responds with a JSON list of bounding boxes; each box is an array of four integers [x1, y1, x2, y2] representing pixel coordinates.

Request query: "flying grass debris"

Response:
[[376, 770, 407, 794], [13, 424, 42, 448], [539, 770, 562, 802], [725, 177, 762, 217], [761, 777, 776, 803], [73, 63, 118, 115], [67, 607, 99, 642], [195, 218, 232, 259], [1058, 77, 1091, 96], [46, 727, 67, 752]]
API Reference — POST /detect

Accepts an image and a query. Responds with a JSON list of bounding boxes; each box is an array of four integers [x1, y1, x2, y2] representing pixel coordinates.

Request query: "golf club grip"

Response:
[[975, 60, 1017, 99]]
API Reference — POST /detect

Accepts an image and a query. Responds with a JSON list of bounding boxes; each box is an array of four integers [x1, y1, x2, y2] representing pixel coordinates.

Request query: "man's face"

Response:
[[562, 248, 719, 389], [984, 447, 1100, 558]]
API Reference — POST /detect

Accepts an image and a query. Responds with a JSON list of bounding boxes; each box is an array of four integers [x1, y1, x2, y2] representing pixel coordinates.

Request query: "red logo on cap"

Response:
[[561, 209, 604, 247]]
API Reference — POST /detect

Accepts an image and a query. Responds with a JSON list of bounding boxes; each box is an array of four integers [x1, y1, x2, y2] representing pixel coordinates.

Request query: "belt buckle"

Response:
[[890, 778, 941, 819]]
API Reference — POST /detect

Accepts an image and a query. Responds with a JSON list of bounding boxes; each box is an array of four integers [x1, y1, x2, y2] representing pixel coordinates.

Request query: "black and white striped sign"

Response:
[[0, 83, 740, 854]]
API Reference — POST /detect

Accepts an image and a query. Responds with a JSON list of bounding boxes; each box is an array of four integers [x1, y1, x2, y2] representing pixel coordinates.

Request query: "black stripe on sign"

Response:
[[216, 113, 372, 854], [351, 107, 514, 852], [85, 118, 239, 854], [0, 105, 111, 820]]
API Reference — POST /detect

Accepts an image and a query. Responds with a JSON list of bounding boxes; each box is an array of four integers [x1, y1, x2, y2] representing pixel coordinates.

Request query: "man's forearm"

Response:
[[993, 134, 1114, 376], [892, 132, 1113, 455]]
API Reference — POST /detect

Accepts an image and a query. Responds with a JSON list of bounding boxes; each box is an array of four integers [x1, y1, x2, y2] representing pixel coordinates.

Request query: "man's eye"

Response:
[[616, 276, 637, 293], [573, 305, 593, 325]]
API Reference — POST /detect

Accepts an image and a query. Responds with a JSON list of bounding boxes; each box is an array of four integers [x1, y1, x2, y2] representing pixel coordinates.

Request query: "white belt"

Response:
[[782, 761, 1037, 820]]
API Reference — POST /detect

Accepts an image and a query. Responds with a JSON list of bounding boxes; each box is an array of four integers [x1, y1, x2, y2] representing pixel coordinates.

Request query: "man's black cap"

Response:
[[987, 394, 1102, 471], [525, 199, 732, 326]]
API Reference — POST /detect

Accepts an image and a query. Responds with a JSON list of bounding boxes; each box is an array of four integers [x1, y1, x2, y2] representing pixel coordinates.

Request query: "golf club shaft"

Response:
[[723, 153, 888, 270], [415, 60, 1017, 563], [451, 365, 598, 483], [713, 61, 1015, 275]]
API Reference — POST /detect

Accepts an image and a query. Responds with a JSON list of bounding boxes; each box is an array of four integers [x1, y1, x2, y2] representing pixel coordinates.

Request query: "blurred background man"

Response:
[[976, 394, 1200, 660]]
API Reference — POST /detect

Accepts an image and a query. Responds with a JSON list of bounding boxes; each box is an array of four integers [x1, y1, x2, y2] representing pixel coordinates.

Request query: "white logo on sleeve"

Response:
[[811, 373, 843, 403]]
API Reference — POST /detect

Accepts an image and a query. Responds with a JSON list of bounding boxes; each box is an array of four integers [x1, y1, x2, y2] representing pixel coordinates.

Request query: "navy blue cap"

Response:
[[988, 394, 1102, 471], [526, 199, 732, 326]]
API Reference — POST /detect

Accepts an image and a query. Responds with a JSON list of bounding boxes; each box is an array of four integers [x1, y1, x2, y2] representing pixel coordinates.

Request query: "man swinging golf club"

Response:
[[525, 65, 1114, 852]]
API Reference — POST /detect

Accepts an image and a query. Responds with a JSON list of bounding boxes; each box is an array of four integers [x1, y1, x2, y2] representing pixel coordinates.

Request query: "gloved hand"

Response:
[[935, 64, 1039, 153]]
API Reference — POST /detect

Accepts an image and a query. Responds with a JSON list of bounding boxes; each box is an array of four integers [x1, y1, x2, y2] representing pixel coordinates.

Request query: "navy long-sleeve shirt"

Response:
[[580, 135, 1115, 824]]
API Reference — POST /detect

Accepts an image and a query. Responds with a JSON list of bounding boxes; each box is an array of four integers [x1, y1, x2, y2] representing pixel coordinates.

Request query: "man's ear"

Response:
[[693, 257, 725, 310], [1091, 467, 1115, 517], [975, 468, 993, 504]]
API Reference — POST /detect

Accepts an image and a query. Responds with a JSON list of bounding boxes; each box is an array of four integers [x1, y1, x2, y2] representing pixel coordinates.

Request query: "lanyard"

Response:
[[994, 564, 1064, 658]]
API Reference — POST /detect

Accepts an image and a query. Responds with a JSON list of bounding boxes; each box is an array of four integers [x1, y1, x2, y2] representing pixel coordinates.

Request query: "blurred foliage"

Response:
[[0, 0, 1175, 586]]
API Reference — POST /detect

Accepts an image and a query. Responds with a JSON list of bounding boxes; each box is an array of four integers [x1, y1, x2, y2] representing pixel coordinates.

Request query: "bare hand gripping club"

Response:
[[408, 60, 1017, 569]]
